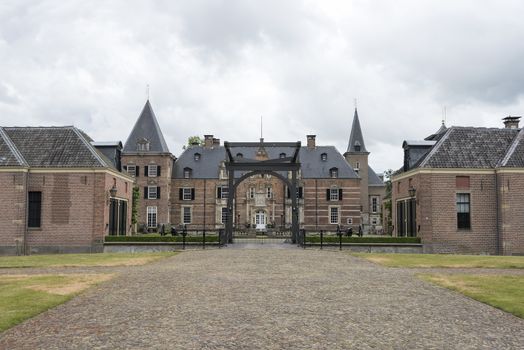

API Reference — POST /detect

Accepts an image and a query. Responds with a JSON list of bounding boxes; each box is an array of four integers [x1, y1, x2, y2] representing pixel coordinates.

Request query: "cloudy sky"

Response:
[[1, 0, 524, 173]]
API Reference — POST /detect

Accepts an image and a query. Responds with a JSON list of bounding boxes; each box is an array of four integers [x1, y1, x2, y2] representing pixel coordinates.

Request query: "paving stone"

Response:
[[0, 249, 522, 349]]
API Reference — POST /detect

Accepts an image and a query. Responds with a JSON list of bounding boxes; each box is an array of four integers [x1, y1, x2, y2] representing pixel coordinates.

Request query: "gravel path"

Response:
[[0, 248, 523, 349]]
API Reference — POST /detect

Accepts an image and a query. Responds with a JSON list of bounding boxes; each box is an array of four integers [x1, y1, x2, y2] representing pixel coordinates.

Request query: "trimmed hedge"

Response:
[[105, 235, 219, 243], [305, 236, 421, 244]]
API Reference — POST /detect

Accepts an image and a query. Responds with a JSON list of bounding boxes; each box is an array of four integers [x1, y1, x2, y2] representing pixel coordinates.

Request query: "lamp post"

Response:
[[408, 186, 416, 198], [109, 185, 117, 198]]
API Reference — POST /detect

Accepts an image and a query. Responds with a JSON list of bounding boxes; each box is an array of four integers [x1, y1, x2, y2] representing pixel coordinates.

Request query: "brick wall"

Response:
[[0, 171, 27, 254], [497, 172, 524, 255], [121, 154, 173, 229]]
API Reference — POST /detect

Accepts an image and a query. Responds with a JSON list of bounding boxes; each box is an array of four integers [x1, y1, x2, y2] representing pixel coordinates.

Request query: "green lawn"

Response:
[[0, 252, 176, 268], [353, 253, 524, 269], [420, 274, 524, 318], [0, 274, 112, 331]]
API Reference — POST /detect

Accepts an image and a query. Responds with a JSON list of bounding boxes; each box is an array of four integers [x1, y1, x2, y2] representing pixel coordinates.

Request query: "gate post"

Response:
[[291, 169, 299, 243]]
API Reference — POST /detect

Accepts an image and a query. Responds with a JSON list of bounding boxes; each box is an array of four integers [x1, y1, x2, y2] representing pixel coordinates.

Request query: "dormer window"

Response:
[[354, 141, 361, 152], [183, 167, 192, 179], [279, 153, 286, 159], [321, 153, 327, 161], [194, 153, 201, 161], [137, 138, 150, 151], [236, 153, 243, 158], [330, 167, 338, 178]]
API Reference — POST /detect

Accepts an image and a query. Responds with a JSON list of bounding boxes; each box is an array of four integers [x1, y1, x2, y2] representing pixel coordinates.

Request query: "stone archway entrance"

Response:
[[222, 140, 301, 245]]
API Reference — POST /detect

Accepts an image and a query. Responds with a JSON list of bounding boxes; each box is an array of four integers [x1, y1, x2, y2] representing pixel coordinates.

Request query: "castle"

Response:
[[122, 100, 385, 234]]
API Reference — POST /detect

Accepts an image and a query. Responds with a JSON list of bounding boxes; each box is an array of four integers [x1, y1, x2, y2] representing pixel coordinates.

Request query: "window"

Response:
[[236, 153, 243, 158], [137, 139, 150, 151], [372, 197, 378, 213], [321, 153, 327, 161], [147, 206, 157, 228], [28, 191, 42, 228], [330, 188, 339, 201], [355, 162, 360, 170], [456, 193, 471, 229], [126, 165, 136, 177], [183, 167, 192, 179], [148, 165, 158, 177], [183, 206, 192, 224], [371, 217, 378, 225], [279, 153, 286, 159], [249, 187, 255, 199], [266, 187, 273, 199], [194, 153, 201, 161], [396, 199, 416, 237], [221, 207, 228, 224], [347, 217, 353, 225], [330, 168, 338, 178], [148, 186, 158, 199], [330, 207, 339, 224], [217, 186, 229, 199], [182, 188, 193, 200]]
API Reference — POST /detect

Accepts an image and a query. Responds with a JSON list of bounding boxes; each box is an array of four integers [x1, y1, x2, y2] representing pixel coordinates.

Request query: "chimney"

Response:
[[213, 138, 220, 146], [204, 135, 214, 148], [503, 116, 521, 129], [306, 135, 316, 149]]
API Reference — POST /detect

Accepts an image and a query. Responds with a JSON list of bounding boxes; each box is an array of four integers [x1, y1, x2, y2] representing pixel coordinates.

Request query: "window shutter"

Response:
[[144, 187, 148, 199], [157, 187, 161, 199], [135, 166, 139, 177], [123, 165, 127, 171], [144, 166, 149, 177], [339, 189, 343, 201], [326, 189, 330, 201], [179, 188, 183, 200], [157, 166, 161, 176], [298, 187, 303, 199], [191, 188, 195, 200], [217, 187, 222, 199], [286, 187, 290, 198]]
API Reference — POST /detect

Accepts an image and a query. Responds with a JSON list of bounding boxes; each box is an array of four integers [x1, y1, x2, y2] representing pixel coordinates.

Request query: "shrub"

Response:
[[305, 236, 421, 244], [105, 235, 219, 243]]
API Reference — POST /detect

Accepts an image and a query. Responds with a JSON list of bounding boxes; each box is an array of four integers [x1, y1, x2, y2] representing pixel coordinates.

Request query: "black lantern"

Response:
[[408, 186, 416, 198], [109, 185, 117, 197]]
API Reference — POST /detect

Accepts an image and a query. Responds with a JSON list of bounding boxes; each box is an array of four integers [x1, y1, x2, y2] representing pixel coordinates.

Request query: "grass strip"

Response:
[[352, 253, 524, 269], [419, 274, 524, 318]]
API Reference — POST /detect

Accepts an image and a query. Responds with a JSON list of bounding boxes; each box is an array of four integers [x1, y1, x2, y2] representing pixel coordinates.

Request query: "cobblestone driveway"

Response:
[[1, 248, 523, 349]]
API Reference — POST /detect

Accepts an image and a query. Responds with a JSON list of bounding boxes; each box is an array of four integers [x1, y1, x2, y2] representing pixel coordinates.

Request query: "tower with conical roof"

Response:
[[121, 100, 174, 232], [344, 108, 385, 233]]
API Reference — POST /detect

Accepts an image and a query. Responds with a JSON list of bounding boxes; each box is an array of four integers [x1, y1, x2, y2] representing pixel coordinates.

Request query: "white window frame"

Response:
[[330, 188, 339, 201], [321, 153, 327, 161], [184, 168, 191, 179], [347, 217, 353, 225], [182, 188, 192, 201], [329, 206, 339, 224], [182, 206, 192, 224], [219, 186, 229, 199], [148, 186, 158, 199], [126, 165, 136, 177], [249, 187, 255, 199], [147, 206, 157, 228], [148, 164, 158, 177], [330, 169, 338, 178], [266, 187, 273, 199], [372, 197, 378, 213], [371, 217, 378, 225]]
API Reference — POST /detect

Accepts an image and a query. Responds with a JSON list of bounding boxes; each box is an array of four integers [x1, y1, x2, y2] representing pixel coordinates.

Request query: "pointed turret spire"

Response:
[[346, 108, 368, 153], [123, 100, 170, 153]]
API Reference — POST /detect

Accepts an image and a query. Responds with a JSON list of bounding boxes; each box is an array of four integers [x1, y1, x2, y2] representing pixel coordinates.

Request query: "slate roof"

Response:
[[416, 127, 519, 169], [425, 122, 447, 141], [368, 167, 384, 186], [173, 145, 359, 179], [1, 126, 115, 168], [0, 128, 27, 167], [123, 100, 170, 153], [347, 108, 368, 153], [500, 128, 524, 167]]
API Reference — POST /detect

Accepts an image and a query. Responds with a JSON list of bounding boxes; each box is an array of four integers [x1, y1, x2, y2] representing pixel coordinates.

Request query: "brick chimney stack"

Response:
[[503, 116, 521, 129], [204, 135, 214, 148], [307, 135, 316, 149], [213, 138, 220, 146]]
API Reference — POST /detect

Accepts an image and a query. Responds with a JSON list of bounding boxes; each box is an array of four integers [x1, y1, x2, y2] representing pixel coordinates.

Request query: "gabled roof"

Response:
[[346, 108, 368, 153], [418, 127, 518, 169], [123, 100, 170, 153], [0, 127, 27, 167], [368, 166, 385, 186], [2, 126, 115, 168], [500, 128, 524, 167], [173, 145, 359, 179]]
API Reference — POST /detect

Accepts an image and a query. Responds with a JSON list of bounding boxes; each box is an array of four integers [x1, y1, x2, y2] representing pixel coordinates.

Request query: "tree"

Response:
[[186, 136, 204, 147], [131, 186, 140, 226], [383, 169, 393, 234]]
